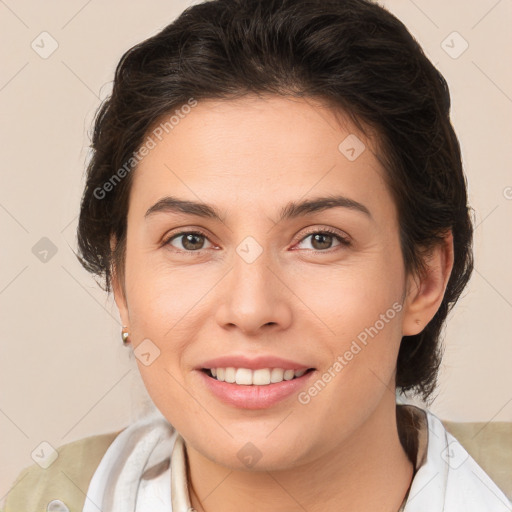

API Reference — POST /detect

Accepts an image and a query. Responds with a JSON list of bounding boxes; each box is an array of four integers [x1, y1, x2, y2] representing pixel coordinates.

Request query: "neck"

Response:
[[185, 398, 414, 512]]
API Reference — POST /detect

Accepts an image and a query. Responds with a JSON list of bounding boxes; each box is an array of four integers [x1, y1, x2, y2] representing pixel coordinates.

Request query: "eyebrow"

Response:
[[144, 194, 371, 222]]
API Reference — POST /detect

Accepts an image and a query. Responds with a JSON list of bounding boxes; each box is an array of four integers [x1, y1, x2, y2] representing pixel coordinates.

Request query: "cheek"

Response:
[[295, 305, 404, 441], [291, 246, 405, 337], [290, 245, 405, 396], [135, 358, 199, 433], [123, 236, 204, 336]]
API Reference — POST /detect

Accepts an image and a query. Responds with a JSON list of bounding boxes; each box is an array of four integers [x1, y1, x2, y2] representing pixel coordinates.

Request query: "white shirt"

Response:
[[82, 406, 512, 512]]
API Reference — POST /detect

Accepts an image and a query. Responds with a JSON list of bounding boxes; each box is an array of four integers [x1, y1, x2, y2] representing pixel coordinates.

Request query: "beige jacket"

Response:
[[3, 420, 512, 510]]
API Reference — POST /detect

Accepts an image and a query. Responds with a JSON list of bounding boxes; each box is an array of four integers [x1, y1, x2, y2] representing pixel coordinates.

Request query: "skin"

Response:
[[111, 95, 453, 512]]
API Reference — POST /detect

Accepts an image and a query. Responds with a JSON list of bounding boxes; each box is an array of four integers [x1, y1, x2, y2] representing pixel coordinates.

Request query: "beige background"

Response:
[[1, 0, 511, 501]]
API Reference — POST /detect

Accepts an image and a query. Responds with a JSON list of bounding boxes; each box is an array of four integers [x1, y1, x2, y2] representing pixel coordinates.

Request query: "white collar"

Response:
[[83, 406, 512, 511], [403, 407, 511, 511]]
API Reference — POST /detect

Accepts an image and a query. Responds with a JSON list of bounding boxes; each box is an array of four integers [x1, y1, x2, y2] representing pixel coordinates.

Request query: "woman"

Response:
[[4, 0, 511, 510]]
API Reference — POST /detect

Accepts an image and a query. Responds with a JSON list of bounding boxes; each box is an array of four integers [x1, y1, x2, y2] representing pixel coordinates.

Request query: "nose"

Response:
[[214, 246, 293, 336]]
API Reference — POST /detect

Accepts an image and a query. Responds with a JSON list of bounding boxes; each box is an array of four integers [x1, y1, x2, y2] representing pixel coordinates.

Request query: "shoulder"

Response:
[[412, 407, 512, 510], [440, 416, 512, 504], [3, 429, 123, 512]]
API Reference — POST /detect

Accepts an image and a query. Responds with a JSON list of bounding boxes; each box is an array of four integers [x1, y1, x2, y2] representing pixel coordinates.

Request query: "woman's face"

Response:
[[114, 95, 424, 470]]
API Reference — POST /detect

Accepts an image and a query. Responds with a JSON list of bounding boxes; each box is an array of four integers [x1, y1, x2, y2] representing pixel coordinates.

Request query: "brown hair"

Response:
[[76, 0, 473, 402]]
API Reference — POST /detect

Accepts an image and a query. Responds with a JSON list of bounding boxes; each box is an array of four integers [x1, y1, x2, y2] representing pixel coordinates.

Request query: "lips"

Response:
[[195, 354, 317, 409]]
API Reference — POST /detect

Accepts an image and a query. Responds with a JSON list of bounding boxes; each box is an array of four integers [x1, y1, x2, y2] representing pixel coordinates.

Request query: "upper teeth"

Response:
[[209, 368, 308, 385]]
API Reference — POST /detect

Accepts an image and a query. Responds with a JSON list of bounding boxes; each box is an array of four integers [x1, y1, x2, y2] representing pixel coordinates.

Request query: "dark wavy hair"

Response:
[[76, 0, 473, 403]]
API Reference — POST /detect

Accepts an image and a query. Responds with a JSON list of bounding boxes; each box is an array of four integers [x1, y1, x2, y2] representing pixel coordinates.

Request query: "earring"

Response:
[[121, 326, 130, 345]]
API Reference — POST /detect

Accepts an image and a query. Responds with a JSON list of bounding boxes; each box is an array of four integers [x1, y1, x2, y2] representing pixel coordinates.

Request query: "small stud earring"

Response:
[[121, 326, 130, 345]]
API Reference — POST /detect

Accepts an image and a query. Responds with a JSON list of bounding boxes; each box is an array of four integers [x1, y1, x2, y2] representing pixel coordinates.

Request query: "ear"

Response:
[[110, 234, 130, 327], [402, 232, 454, 336]]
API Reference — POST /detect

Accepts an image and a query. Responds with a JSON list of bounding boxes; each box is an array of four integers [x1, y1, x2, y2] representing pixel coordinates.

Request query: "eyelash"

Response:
[[163, 227, 351, 254]]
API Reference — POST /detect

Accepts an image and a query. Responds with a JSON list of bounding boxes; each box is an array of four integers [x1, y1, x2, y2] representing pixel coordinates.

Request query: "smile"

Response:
[[203, 367, 313, 385], [198, 367, 316, 409]]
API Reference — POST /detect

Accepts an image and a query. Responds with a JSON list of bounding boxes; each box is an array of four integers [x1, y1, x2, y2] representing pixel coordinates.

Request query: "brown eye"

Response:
[[310, 233, 335, 250], [296, 229, 351, 251], [166, 231, 213, 251]]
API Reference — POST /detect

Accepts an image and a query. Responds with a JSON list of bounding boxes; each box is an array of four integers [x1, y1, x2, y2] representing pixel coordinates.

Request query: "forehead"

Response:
[[128, 95, 394, 223]]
